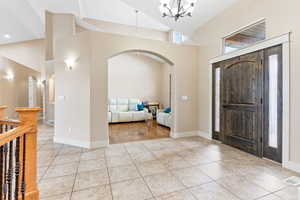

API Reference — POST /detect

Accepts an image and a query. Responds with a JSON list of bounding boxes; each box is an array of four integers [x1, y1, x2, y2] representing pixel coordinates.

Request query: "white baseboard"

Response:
[[54, 136, 90, 148], [91, 139, 109, 149], [170, 130, 212, 140], [54, 136, 108, 149], [284, 161, 300, 173], [198, 131, 212, 140], [170, 130, 199, 139]]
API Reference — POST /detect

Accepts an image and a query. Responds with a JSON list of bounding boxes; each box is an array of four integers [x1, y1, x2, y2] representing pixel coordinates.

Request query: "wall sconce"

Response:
[[64, 58, 77, 71], [3, 73, 14, 80], [37, 80, 43, 87]]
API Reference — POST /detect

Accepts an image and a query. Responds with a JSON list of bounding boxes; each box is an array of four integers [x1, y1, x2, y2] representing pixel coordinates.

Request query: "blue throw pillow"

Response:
[[164, 107, 171, 113], [137, 104, 145, 111]]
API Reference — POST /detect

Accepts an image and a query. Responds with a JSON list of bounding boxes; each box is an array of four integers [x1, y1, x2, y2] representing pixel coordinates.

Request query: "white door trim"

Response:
[[209, 33, 291, 169]]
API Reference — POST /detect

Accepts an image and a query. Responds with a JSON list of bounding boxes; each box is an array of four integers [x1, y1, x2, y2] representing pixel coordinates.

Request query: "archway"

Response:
[[110, 49, 175, 66], [107, 49, 176, 144]]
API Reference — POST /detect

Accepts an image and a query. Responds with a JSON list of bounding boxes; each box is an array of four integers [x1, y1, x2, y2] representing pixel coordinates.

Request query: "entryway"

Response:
[[212, 45, 283, 163], [107, 50, 175, 144]]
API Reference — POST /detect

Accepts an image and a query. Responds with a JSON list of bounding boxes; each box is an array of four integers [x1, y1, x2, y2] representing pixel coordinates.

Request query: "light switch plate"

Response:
[[58, 96, 66, 101], [181, 96, 188, 101]]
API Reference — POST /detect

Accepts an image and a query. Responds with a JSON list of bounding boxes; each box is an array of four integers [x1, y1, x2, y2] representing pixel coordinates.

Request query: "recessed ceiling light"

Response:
[[4, 34, 11, 39]]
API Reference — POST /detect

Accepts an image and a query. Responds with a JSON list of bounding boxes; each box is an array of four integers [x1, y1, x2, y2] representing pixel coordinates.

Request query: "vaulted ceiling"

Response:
[[0, 0, 239, 45]]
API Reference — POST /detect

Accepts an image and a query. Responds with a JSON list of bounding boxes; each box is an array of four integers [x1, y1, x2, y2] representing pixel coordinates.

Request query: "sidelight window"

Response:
[[268, 54, 279, 148], [214, 68, 221, 132]]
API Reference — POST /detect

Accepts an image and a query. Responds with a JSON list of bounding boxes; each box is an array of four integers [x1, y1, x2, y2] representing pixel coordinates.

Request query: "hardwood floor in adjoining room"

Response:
[[109, 120, 170, 144]]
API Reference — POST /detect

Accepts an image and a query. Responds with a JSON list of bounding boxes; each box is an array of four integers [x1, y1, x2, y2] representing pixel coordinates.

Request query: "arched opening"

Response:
[[110, 49, 175, 66], [107, 49, 176, 144]]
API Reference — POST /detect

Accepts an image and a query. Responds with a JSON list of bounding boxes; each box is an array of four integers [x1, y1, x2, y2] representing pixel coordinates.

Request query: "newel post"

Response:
[[16, 107, 42, 200], [0, 106, 7, 120]]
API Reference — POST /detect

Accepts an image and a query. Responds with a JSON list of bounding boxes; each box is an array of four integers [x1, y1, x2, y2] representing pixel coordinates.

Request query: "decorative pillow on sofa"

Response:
[[137, 104, 145, 111], [163, 107, 171, 113]]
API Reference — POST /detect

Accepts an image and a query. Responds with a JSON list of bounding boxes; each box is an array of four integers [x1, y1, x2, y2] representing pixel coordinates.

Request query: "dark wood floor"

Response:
[[109, 120, 170, 144]]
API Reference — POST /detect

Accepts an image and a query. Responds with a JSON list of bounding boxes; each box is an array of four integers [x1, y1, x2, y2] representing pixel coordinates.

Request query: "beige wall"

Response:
[[160, 63, 171, 109], [0, 39, 44, 72], [46, 11, 76, 61], [54, 29, 199, 147], [89, 32, 198, 143], [83, 18, 169, 42], [193, 0, 300, 163], [54, 32, 91, 146], [0, 57, 42, 118], [45, 11, 54, 61], [108, 53, 168, 103]]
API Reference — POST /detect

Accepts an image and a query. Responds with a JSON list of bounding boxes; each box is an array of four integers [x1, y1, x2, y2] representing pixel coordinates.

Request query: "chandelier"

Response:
[[159, 0, 198, 22]]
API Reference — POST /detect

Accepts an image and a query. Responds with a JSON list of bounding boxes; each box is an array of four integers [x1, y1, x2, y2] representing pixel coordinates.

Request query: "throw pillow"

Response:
[[164, 107, 171, 113], [137, 104, 145, 111]]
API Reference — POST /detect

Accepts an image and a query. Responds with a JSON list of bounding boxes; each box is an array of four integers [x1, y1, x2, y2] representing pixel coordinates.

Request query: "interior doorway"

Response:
[[107, 50, 175, 144], [212, 45, 283, 163]]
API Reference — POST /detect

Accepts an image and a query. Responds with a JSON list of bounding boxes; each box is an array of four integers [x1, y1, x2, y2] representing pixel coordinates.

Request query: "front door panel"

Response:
[[221, 51, 263, 156]]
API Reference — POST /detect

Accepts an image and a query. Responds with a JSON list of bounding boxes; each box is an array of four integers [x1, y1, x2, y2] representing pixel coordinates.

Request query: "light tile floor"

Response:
[[38, 125, 299, 200]]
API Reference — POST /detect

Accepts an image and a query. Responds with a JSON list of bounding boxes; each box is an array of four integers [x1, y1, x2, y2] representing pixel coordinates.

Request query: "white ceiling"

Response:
[[121, 0, 239, 35], [0, 0, 239, 45]]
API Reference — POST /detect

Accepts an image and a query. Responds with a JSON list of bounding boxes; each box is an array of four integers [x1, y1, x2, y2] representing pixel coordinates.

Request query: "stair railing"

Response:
[[0, 106, 41, 200]]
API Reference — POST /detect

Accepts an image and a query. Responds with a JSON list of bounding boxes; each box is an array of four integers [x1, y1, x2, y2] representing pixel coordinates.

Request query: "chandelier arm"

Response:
[[183, 5, 194, 15], [179, 4, 185, 13], [179, 8, 188, 15], [166, 6, 174, 17], [159, 0, 196, 21], [177, 2, 192, 16], [177, 0, 181, 14], [180, 11, 187, 16]]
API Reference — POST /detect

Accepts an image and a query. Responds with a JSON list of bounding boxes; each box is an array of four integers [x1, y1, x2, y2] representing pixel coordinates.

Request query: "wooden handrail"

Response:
[[0, 119, 21, 126], [0, 125, 31, 146]]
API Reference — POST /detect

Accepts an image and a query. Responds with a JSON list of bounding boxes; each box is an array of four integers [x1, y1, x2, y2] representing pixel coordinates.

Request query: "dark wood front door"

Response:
[[213, 46, 283, 162], [220, 51, 263, 156]]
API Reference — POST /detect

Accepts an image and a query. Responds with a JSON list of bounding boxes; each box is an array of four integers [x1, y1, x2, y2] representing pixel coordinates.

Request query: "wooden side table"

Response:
[[144, 102, 160, 119]]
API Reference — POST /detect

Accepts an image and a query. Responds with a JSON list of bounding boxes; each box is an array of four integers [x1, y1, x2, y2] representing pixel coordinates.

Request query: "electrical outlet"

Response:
[[68, 128, 72, 133]]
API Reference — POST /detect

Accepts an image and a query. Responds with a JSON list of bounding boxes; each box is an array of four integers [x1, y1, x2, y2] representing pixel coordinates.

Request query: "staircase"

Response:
[[0, 106, 41, 200]]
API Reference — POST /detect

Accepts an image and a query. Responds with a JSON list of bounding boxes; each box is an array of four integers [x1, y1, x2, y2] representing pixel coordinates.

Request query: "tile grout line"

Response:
[[38, 141, 63, 183], [69, 148, 84, 200], [139, 139, 199, 198], [124, 144, 156, 200], [166, 140, 241, 200], [126, 141, 202, 199], [39, 148, 82, 179], [105, 145, 115, 200]]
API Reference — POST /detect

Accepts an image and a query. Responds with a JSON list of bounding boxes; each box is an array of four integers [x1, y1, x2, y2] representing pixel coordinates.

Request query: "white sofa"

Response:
[[156, 110, 172, 128], [108, 98, 152, 123]]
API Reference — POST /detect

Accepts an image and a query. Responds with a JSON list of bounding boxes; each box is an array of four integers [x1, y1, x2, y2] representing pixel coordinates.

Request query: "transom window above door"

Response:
[[223, 20, 266, 54]]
